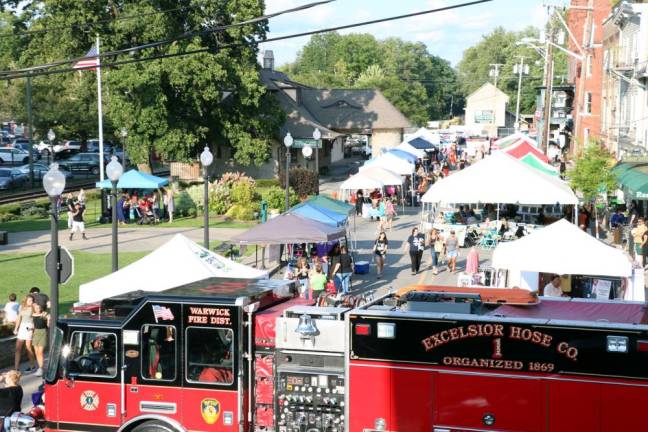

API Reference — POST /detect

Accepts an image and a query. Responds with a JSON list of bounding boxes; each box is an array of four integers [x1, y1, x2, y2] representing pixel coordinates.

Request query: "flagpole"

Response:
[[96, 34, 105, 182]]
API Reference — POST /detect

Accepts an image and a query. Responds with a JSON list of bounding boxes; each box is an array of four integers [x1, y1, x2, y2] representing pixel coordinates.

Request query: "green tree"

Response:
[[457, 26, 568, 114], [569, 145, 617, 201], [1, 0, 284, 166]]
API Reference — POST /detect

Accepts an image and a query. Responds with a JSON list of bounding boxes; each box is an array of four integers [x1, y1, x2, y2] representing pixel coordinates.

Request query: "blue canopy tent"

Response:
[[408, 136, 435, 150], [384, 148, 418, 164], [96, 169, 169, 189], [288, 202, 347, 227]]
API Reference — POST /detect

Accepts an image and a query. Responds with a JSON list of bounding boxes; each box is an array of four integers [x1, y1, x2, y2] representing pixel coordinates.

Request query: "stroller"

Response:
[[137, 207, 157, 225]]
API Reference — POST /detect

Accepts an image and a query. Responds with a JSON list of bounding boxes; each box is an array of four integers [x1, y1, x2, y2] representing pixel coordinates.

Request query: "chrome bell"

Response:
[[295, 314, 319, 337]]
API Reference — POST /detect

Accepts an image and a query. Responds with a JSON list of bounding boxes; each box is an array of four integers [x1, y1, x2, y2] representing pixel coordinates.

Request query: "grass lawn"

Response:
[[0, 250, 148, 315]]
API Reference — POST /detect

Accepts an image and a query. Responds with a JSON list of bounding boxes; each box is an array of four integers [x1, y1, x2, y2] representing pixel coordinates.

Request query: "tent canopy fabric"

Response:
[[78, 234, 268, 303], [304, 195, 354, 215], [494, 133, 527, 148], [406, 127, 440, 145], [408, 136, 435, 150], [520, 153, 559, 177], [364, 152, 415, 175], [503, 140, 549, 163], [96, 169, 169, 189], [396, 141, 426, 159], [384, 148, 418, 164], [421, 152, 578, 205], [230, 213, 346, 245], [492, 219, 632, 278], [289, 202, 347, 227], [358, 166, 404, 186], [340, 172, 384, 191]]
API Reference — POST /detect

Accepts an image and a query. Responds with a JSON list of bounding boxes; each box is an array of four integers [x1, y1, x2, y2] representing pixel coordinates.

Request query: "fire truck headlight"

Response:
[[374, 418, 386, 431], [377, 323, 396, 339], [607, 336, 629, 353]]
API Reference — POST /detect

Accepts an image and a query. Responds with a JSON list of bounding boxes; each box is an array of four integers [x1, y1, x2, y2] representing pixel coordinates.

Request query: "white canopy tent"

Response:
[[79, 234, 268, 304], [491, 219, 640, 300], [358, 166, 404, 185], [339, 172, 384, 191], [395, 141, 426, 159], [405, 127, 440, 146], [421, 152, 578, 205], [364, 152, 415, 175]]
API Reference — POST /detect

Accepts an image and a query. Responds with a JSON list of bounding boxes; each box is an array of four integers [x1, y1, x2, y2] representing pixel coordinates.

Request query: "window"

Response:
[[68, 331, 117, 377], [584, 128, 590, 146], [186, 327, 234, 385], [46, 328, 64, 383], [585, 92, 593, 114], [586, 55, 593, 78], [141, 325, 176, 381]]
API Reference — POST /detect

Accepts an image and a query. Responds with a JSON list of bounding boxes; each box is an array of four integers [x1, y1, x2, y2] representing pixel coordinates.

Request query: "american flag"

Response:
[[152, 305, 174, 323], [73, 44, 99, 71]]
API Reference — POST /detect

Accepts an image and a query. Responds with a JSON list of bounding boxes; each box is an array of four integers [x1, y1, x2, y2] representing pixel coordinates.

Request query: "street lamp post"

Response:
[[302, 145, 313, 171], [47, 129, 55, 166], [283, 133, 293, 211], [120, 128, 128, 168], [312, 128, 321, 175], [106, 156, 124, 272], [200, 146, 214, 249], [43, 163, 66, 348]]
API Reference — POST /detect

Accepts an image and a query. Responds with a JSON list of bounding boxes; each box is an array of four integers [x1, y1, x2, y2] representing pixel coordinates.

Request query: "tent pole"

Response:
[[497, 204, 500, 227], [574, 205, 579, 226]]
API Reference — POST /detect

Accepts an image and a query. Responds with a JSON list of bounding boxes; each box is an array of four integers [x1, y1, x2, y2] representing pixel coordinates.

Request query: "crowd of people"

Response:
[[114, 188, 175, 225]]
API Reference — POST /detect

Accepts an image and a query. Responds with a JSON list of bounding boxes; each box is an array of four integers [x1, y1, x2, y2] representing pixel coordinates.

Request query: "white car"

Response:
[[34, 140, 81, 155], [0, 147, 30, 165]]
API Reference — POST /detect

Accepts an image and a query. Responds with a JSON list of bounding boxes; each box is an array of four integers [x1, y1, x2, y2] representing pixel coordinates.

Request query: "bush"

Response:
[[230, 180, 258, 204], [218, 172, 256, 189], [225, 204, 256, 221], [20, 205, 47, 218], [0, 203, 21, 216], [209, 183, 232, 215], [263, 186, 298, 211], [175, 190, 197, 217], [256, 178, 280, 188], [185, 184, 205, 212], [0, 213, 17, 223], [280, 168, 319, 198]]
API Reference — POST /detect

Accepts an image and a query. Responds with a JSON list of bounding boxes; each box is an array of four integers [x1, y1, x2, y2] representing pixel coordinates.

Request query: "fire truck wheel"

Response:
[[131, 420, 178, 432]]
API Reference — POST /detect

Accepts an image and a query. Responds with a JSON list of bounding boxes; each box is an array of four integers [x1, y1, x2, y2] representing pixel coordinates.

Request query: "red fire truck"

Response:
[[43, 279, 648, 432]]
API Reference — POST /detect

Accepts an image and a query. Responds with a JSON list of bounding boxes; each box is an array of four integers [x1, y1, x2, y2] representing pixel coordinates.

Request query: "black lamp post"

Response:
[[200, 146, 214, 249], [284, 133, 293, 211], [106, 156, 124, 272], [43, 163, 66, 347]]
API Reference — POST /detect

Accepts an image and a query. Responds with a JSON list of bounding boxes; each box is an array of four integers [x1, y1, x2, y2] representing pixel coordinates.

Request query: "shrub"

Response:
[[20, 204, 47, 218], [256, 178, 280, 188], [174, 190, 197, 217], [230, 180, 258, 204], [0, 203, 21, 216], [263, 186, 298, 211], [0, 213, 17, 223], [209, 183, 232, 215], [280, 168, 318, 198], [185, 184, 205, 212], [218, 172, 256, 189], [225, 204, 256, 221]]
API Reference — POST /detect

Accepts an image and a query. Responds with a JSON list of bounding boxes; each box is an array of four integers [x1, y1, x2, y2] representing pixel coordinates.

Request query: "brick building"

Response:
[[567, 0, 612, 154]]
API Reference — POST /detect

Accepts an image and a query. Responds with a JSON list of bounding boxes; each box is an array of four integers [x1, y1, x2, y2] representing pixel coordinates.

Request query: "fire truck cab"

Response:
[[44, 277, 297, 432]]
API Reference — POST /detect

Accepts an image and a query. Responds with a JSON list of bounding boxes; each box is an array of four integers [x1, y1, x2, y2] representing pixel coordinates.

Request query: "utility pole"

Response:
[[514, 57, 529, 132], [541, 22, 555, 155], [489, 63, 504, 137]]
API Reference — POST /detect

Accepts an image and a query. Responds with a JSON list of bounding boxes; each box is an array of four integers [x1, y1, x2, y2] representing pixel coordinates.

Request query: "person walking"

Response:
[[65, 193, 75, 230], [30, 302, 49, 377], [355, 189, 364, 217], [373, 232, 388, 279], [429, 228, 443, 275], [445, 230, 459, 273], [384, 197, 397, 232], [294, 257, 310, 299], [117, 194, 127, 225], [69, 201, 87, 240], [405, 227, 425, 275], [13, 295, 36, 372], [331, 246, 354, 294]]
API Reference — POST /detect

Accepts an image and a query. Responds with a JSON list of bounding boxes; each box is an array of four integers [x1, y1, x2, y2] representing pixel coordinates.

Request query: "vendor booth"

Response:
[[396, 141, 426, 159], [289, 202, 347, 227], [491, 219, 641, 301], [364, 152, 415, 175], [95, 169, 169, 189], [383, 148, 418, 164], [408, 136, 436, 150], [78, 234, 268, 303], [502, 138, 549, 163], [304, 195, 354, 216], [230, 213, 346, 245]]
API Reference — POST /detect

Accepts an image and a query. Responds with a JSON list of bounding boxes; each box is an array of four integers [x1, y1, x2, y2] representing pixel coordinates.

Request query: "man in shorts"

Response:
[[69, 201, 87, 240]]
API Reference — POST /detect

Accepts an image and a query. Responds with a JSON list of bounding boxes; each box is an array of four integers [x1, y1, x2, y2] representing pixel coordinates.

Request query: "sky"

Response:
[[262, 0, 562, 67]]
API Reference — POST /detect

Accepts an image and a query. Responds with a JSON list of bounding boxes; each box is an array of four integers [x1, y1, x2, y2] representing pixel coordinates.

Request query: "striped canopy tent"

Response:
[[520, 153, 559, 177], [502, 139, 549, 163], [493, 132, 527, 148]]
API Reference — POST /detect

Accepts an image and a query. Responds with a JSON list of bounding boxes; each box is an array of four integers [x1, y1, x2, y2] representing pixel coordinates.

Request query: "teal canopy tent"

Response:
[[96, 169, 169, 189]]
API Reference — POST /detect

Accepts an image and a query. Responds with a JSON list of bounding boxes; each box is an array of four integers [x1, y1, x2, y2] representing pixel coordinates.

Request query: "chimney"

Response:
[[263, 50, 275, 71]]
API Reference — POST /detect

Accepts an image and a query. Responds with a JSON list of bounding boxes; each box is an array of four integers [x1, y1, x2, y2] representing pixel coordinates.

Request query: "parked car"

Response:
[[86, 139, 115, 153], [10, 143, 40, 161], [57, 152, 109, 175], [0, 168, 28, 189], [16, 163, 73, 180], [0, 148, 30, 165]]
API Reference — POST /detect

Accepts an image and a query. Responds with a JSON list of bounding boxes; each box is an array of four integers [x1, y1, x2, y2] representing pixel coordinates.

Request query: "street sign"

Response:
[[44, 246, 74, 284], [293, 139, 322, 149]]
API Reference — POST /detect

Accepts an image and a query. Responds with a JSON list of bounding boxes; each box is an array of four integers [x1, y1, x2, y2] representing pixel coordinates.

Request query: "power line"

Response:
[[0, 2, 208, 39], [0, 0, 335, 76], [0, 0, 493, 80]]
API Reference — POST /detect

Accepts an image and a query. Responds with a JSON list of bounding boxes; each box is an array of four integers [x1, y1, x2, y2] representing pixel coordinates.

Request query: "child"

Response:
[[309, 264, 328, 301], [3, 293, 19, 324]]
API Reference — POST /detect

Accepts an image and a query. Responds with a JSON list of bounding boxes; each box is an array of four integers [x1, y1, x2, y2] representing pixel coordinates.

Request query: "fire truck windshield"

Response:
[[45, 328, 64, 383], [67, 331, 117, 377]]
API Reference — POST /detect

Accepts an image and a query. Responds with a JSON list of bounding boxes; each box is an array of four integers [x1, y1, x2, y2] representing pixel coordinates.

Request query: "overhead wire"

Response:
[[0, 0, 493, 81]]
